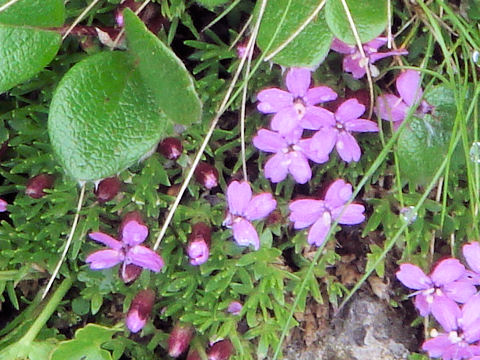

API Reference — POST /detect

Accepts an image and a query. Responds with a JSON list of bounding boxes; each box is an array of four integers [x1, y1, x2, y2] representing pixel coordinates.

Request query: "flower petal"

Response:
[[297, 138, 330, 164], [289, 199, 325, 229], [253, 129, 287, 153], [343, 54, 366, 79], [335, 99, 366, 123], [89, 232, 123, 250], [264, 153, 290, 183], [245, 193, 277, 221], [463, 242, 480, 274], [232, 219, 259, 250], [330, 38, 355, 54], [332, 203, 365, 225], [344, 119, 379, 133], [460, 293, 480, 331], [86, 249, 124, 269], [414, 293, 430, 316], [443, 280, 477, 304], [430, 258, 466, 286], [299, 106, 335, 130], [287, 152, 312, 184], [396, 70, 423, 107], [285, 68, 311, 97], [421, 335, 453, 358], [431, 294, 461, 332], [324, 179, 352, 208], [364, 37, 388, 51], [227, 181, 252, 216], [271, 107, 301, 136], [304, 128, 337, 162], [122, 220, 149, 246], [396, 264, 432, 290], [257, 88, 293, 113], [375, 94, 408, 122], [307, 212, 332, 246], [304, 86, 338, 105], [369, 48, 409, 63], [336, 131, 361, 162], [127, 245, 164, 272]]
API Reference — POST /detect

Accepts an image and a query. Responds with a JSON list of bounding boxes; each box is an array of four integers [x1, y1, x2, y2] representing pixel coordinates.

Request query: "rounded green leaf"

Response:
[[0, 0, 64, 93], [48, 51, 170, 182], [123, 9, 202, 125], [325, 0, 387, 45], [256, 0, 333, 68]]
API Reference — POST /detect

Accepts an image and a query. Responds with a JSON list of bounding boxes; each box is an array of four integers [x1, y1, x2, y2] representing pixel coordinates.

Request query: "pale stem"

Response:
[[0, 0, 22, 13], [153, 0, 268, 251], [62, 0, 102, 40], [41, 183, 86, 299]]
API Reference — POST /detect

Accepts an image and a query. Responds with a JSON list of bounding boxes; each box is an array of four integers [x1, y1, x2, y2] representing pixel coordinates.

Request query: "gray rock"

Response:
[[284, 293, 419, 360]]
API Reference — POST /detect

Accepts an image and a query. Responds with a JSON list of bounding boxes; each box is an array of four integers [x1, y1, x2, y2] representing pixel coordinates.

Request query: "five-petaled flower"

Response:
[[304, 98, 379, 162], [376, 69, 432, 128], [289, 179, 365, 246], [331, 37, 408, 79], [257, 67, 337, 136], [86, 212, 164, 276], [396, 259, 475, 316], [223, 181, 276, 250], [253, 127, 331, 184]]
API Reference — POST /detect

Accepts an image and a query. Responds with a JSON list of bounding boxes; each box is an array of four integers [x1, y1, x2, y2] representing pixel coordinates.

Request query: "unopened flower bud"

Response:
[[187, 349, 202, 360], [227, 301, 242, 315], [119, 211, 148, 246], [168, 323, 194, 357], [187, 223, 211, 266], [115, 0, 142, 27], [194, 162, 219, 190], [0, 198, 7, 212], [158, 137, 183, 160], [95, 177, 121, 203], [26, 174, 54, 199], [207, 340, 234, 360], [126, 289, 155, 333], [120, 264, 142, 283]]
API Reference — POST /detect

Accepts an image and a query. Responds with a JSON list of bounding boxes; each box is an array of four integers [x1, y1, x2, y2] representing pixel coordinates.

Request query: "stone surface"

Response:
[[284, 292, 419, 360]]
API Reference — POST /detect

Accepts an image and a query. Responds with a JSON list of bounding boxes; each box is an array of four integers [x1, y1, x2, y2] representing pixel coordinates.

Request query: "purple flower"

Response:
[[223, 181, 276, 250], [422, 294, 480, 359], [227, 301, 242, 315], [462, 242, 480, 285], [331, 37, 408, 79], [253, 127, 330, 184], [86, 213, 164, 276], [303, 98, 378, 162], [289, 179, 365, 246], [376, 70, 432, 127], [396, 259, 475, 316], [257, 67, 337, 136]]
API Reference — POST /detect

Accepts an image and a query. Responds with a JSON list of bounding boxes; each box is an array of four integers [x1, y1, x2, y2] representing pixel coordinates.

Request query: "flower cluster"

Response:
[[397, 242, 480, 359]]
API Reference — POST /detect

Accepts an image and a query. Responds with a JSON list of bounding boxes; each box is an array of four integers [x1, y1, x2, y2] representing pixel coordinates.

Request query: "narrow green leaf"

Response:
[[48, 51, 170, 181], [325, 0, 387, 44], [256, 0, 333, 68], [123, 9, 202, 126]]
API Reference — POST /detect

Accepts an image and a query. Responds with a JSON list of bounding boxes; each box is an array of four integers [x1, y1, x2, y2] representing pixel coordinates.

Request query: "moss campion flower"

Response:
[[257, 67, 337, 136], [289, 179, 365, 246], [223, 181, 276, 250], [331, 37, 408, 79], [86, 212, 164, 276]]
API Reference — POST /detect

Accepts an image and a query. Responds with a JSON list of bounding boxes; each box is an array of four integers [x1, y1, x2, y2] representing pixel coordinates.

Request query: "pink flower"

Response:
[[126, 289, 155, 333], [396, 259, 475, 316], [331, 37, 408, 79], [289, 179, 365, 246], [227, 301, 242, 315], [376, 70, 432, 127], [86, 212, 164, 276], [168, 323, 194, 358], [303, 98, 378, 162], [187, 222, 211, 266], [223, 181, 276, 250], [0, 198, 7, 212], [257, 67, 337, 136], [422, 294, 480, 359], [253, 127, 330, 184]]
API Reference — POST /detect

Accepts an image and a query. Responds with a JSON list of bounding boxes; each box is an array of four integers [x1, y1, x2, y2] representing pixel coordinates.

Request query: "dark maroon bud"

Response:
[[189, 222, 211, 245], [95, 177, 121, 203], [207, 340, 234, 360], [186, 349, 202, 360], [194, 162, 219, 190], [187, 223, 211, 266], [157, 137, 183, 160], [168, 323, 194, 357], [120, 264, 143, 283], [26, 174, 54, 199], [126, 289, 155, 333], [266, 210, 283, 226], [115, 0, 142, 27]]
